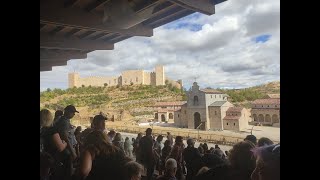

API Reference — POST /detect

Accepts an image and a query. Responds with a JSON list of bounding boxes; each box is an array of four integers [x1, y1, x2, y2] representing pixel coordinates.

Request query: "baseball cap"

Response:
[[64, 105, 79, 113]]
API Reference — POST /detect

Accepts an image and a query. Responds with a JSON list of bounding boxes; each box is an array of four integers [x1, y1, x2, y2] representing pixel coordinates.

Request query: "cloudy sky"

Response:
[[40, 0, 280, 91]]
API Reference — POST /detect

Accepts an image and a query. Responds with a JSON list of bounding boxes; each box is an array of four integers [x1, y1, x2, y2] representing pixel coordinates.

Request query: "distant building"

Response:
[[68, 65, 182, 89], [251, 95, 280, 127], [151, 101, 187, 123], [152, 82, 251, 132]]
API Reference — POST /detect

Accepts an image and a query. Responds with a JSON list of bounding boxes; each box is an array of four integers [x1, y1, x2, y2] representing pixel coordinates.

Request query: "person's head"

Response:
[[251, 144, 280, 180], [165, 158, 177, 175], [137, 133, 142, 138], [198, 146, 204, 154], [92, 114, 107, 131], [225, 151, 229, 157], [203, 143, 208, 151], [157, 135, 164, 142], [202, 153, 225, 169], [244, 135, 257, 145], [164, 140, 171, 147], [228, 141, 256, 173], [74, 126, 82, 135], [215, 144, 220, 149], [213, 149, 225, 159], [125, 137, 129, 141], [175, 136, 183, 146], [257, 137, 274, 147], [124, 161, 143, 180], [40, 109, 53, 127], [108, 130, 116, 139], [167, 132, 171, 135], [84, 130, 116, 156], [63, 105, 79, 119], [187, 138, 195, 147], [145, 128, 152, 136], [113, 133, 122, 142], [54, 110, 63, 118]]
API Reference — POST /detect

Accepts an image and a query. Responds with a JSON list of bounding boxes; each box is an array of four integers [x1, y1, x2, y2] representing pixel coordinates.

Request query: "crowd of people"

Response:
[[40, 105, 280, 180]]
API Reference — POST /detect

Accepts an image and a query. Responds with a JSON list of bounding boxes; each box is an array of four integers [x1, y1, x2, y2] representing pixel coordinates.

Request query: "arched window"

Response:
[[155, 113, 158, 119], [194, 96, 199, 105]]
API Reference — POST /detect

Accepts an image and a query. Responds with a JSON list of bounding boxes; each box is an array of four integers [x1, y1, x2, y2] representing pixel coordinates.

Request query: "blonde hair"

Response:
[[85, 130, 117, 156], [40, 109, 53, 127]]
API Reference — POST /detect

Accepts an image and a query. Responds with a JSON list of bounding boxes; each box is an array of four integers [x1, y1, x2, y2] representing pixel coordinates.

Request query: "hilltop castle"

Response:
[[68, 65, 182, 89]]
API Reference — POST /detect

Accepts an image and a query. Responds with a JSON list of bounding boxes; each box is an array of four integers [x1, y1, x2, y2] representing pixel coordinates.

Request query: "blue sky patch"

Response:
[[255, 34, 271, 43]]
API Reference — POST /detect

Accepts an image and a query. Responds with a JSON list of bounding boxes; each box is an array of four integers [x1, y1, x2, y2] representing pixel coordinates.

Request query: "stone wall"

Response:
[[144, 72, 151, 85], [187, 107, 207, 129], [208, 101, 233, 131], [224, 120, 239, 131], [68, 65, 183, 89], [121, 70, 144, 86], [155, 65, 165, 86]]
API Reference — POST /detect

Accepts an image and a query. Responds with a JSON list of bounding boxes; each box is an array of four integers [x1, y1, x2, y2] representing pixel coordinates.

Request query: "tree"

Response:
[[104, 83, 108, 87], [130, 82, 134, 86], [46, 88, 51, 92]]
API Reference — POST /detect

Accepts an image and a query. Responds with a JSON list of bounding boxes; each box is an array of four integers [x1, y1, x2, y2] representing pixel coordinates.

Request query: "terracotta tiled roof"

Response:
[[251, 98, 280, 105], [200, 89, 224, 94], [227, 107, 243, 113], [223, 116, 241, 120], [153, 101, 187, 107], [251, 109, 280, 111]]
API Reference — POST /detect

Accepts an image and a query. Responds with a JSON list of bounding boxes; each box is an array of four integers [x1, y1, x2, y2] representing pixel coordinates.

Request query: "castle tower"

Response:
[[155, 65, 165, 86], [68, 72, 80, 88]]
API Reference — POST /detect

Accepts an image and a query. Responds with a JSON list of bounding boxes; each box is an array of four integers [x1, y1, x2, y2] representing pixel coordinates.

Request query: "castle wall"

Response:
[[155, 65, 165, 86], [150, 72, 156, 86], [68, 65, 179, 88], [121, 70, 144, 86], [68, 73, 79, 88], [78, 76, 118, 87], [144, 72, 151, 85]]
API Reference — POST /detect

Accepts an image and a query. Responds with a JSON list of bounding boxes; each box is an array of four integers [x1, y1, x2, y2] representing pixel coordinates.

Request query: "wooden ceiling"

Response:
[[40, 0, 227, 71]]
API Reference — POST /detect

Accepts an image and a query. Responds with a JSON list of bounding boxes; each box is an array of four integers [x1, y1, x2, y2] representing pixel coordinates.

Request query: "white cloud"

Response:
[[40, 0, 280, 91]]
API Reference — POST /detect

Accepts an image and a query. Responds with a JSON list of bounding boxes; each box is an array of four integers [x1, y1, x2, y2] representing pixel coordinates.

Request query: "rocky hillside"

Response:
[[40, 81, 279, 119], [40, 84, 185, 121]]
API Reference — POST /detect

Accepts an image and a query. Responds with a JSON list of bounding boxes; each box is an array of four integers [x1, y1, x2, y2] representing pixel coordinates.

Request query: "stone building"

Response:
[[153, 82, 251, 132], [251, 96, 280, 127], [223, 107, 251, 131], [68, 65, 182, 89], [152, 101, 187, 123]]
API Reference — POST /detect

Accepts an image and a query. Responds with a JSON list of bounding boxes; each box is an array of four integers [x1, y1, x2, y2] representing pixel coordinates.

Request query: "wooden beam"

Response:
[[41, 59, 68, 67], [40, 49, 87, 59], [40, 1, 153, 37], [167, 0, 215, 15], [64, 0, 81, 8], [40, 66, 52, 71], [86, 0, 110, 12], [40, 32, 114, 50]]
